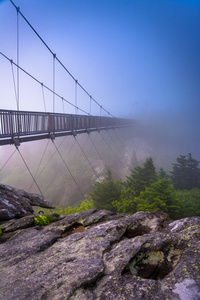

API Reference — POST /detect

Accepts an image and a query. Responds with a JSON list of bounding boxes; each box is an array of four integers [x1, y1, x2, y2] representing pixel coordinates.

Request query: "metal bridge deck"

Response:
[[0, 109, 133, 146]]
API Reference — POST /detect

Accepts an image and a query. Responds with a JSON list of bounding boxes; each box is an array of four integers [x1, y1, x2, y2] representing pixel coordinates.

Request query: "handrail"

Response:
[[0, 109, 133, 146]]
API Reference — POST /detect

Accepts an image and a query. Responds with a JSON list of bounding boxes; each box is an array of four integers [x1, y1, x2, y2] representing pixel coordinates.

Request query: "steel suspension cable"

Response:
[[99, 131, 126, 168], [62, 97, 65, 113], [106, 129, 124, 157], [53, 53, 56, 113], [0, 148, 17, 173], [89, 96, 92, 115], [120, 126, 131, 142], [87, 133, 105, 165], [29, 139, 50, 192], [42, 136, 69, 194], [0, 51, 89, 115], [16, 5, 19, 111], [112, 128, 130, 166], [75, 80, 78, 114], [116, 127, 129, 145], [16, 147, 44, 197], [52, 139, 84, 199], [73, 135, 99, 179], [41, 83, 47, 112], [43, 137, 76, 194], [10, 61, 18, 107], [9, 0, 114, 117], [35, 136, 67, 180]]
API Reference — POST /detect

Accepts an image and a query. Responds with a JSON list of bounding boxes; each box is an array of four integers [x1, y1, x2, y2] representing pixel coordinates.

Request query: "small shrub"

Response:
[[45, 214, 58, 223], [34, 215, 50, 226]]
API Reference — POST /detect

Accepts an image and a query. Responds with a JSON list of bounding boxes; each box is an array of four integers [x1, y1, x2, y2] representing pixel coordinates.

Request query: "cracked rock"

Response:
[[0, 207, 199, 299]]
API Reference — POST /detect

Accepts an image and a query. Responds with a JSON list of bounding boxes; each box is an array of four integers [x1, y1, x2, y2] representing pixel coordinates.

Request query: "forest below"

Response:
[[54, 153, 200, 221]]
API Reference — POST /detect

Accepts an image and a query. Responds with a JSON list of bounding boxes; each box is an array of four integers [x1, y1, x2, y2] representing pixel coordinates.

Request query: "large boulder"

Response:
[[0, 183, 54, 221], [0, 209, 199, 299]]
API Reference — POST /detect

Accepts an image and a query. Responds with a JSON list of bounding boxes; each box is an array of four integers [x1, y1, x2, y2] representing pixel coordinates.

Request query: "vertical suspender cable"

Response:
[[16, 6, 21, 139], [10, 61, 18, 106], [62, 97, 65, 113], [10, 0, 115, 118], [75, 80, 78, 114], [53, 53, 56, 113], [90, 96, 92, 115], [41, 83, 46, 112], [16, 6, 20, 111]]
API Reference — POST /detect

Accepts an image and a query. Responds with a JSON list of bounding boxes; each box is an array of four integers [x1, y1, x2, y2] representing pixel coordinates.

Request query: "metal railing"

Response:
[[0, 109, 133, 145]]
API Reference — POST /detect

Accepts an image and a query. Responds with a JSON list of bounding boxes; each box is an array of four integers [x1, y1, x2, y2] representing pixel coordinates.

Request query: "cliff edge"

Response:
[[0, 184, 200, 299]]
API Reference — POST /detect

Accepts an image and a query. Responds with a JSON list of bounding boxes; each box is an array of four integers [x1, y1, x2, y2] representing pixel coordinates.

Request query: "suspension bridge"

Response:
[[0, 0, 134, 201]]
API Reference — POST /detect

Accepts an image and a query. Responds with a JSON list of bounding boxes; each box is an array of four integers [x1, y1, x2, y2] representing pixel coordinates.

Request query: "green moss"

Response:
[[0, 226, 2, 237]]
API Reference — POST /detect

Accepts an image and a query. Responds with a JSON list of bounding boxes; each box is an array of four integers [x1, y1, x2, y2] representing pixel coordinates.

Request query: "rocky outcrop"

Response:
[[0, 183, 54, 221], [0, 208, 199, 300]]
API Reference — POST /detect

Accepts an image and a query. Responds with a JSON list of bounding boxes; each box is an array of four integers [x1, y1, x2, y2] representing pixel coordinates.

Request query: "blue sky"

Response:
[[0, 0, 200, 117]]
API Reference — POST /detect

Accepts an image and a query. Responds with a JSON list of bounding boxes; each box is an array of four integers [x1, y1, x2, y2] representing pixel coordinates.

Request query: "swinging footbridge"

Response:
[[0, 109, 132, 146], [0, 0, 134, 198], [0, 1, 132, 147]]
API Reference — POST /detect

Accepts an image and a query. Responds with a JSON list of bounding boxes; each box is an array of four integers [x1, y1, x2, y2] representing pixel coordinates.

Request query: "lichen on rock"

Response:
[[0, 199, 199, 299]]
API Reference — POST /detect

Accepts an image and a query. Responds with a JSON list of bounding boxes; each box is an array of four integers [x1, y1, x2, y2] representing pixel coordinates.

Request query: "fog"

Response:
[[0, 107, 199, 207], [132, 108, 200, 169]]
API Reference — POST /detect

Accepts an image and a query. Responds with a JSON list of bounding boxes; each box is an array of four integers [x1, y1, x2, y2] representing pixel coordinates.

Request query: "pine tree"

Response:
[[89, 168, 122, 211], [170, 153, 200, 190], [125, 157, 157, 196], [134, 178, 183, 220], [158, 167, 169, 180], [112, 157, 157, 214]]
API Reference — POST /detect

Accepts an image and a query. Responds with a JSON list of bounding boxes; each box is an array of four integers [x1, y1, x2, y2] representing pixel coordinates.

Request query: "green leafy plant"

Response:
[[34, 215, 50, 226], [61, 198, 94, 215]]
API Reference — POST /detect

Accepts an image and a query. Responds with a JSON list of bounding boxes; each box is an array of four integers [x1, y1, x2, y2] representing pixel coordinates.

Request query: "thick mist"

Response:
[[131, 108, 200, 170], [0, 109, 199, 207]]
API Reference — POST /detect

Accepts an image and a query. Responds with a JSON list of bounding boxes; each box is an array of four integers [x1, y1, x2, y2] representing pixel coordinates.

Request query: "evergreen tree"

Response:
[[125, 157, 157, 196], [175, 188, 200, 217], [134, 178, 183, 220], [170, 153, 200, 190], [112, 157, 157, 214], [158, 167, 169, 180], [89, 168, 122, 211], [112, 187, 137, 214]]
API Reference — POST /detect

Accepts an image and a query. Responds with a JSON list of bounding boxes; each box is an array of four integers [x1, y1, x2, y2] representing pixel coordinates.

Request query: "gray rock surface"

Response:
[[0, 208, 199, 300], [0, 183, 54, 221]]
